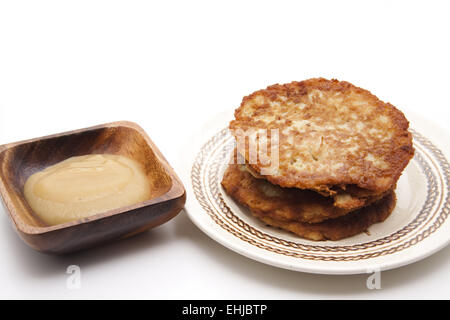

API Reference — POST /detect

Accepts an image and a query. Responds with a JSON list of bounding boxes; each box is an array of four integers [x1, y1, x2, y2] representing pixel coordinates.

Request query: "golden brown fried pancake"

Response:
[[230, 78, 414, 206], [221, 163, 396, 241], [230, 148, 388, 211], [242, 161, 388, 211], [221, 163, 390, 224], [252, 193, 396, 241]]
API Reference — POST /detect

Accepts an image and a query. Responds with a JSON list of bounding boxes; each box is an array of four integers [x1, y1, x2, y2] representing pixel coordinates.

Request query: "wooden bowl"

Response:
[[0, 121, 186, 254]]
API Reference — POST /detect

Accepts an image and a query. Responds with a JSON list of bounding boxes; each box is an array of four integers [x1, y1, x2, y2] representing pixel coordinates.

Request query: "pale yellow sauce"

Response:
[[24, 154, 151, 225]]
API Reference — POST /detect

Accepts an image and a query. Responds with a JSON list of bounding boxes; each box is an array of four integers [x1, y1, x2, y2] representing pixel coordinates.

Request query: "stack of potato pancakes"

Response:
[[222, 78, 415, 241]]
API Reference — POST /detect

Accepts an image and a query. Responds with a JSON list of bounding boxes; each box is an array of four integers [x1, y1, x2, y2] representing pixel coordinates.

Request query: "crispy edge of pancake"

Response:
[[243, 160, 390, 211], [230, 78, 414, 197], [221, 163, 392, 224], [253, 191, 396, 241], [221, 163, 396, 240], [233, 147, 389, 211]]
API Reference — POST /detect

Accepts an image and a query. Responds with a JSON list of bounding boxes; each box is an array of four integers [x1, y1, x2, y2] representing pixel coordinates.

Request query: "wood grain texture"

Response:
[[0, 121, 186, 254]]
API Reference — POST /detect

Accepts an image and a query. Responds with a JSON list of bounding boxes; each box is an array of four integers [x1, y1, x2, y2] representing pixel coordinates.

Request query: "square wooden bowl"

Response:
[[0, 121, 186, 254]]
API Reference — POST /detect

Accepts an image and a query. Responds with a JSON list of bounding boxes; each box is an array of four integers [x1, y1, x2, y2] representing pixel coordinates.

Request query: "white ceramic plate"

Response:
[[182, 110, 450, 274]]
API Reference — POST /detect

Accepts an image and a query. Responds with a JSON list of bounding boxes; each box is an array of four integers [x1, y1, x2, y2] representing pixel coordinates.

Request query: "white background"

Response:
[[0, 0, 449, 299]]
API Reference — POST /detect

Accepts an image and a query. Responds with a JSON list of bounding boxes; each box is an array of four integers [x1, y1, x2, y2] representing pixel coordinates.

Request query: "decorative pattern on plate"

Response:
[[191, 128, 449, 261]]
